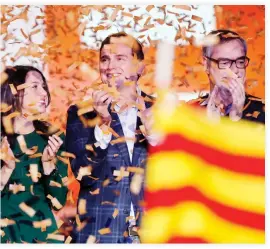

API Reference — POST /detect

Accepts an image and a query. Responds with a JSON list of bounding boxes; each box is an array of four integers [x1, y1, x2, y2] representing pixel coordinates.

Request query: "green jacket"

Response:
[[1, 130, 68, 243]]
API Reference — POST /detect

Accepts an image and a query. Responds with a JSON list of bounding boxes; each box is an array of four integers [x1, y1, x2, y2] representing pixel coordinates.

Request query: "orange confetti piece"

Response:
[[0, 103, 12, 113], [9, 84, 17, 95], [252, 111, 260, 118], [101, 201, 116, 206], [46, 234, 65, 241], [191, 15, 203, 22], [61, 176, 69, 186], [112, 208, 119, 219], [64, 236, 72, 244], [86, 235, 96, 243], [33, 219, 52, 229], [146, 5, 154, 12], [49, 180, 62, 188], [174, 5, 191, 11], [122, 12, 133, 17], [9, 183, 25, 194], [89, 188, 100, 195], [130, 173, 144, 195], [98, 228, 111, 235], [20, 28, 28, 39], [29, 153, 42, 158], [29, 164, 39, 183], [110, 137, 136, 145], [78, 199, 87, 215], [19, 202, 36, 217], [102, 179, 110, 187], [113, 154, 119, 157], [0, 218, 15, 227], [76, 166, 92, 181], [1, 72, 8, 85], [61, 151, 76, 159]]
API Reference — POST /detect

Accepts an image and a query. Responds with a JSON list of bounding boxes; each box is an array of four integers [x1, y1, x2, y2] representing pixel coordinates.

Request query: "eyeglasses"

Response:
[[205, 56, 250, 69]]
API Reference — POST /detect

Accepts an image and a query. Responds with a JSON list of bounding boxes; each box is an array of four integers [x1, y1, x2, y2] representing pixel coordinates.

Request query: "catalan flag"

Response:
[[140, 92, 265, 243]]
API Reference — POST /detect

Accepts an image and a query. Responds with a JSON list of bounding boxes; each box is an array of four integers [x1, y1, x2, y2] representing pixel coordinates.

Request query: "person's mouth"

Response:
[[106, 73, 121, 78]]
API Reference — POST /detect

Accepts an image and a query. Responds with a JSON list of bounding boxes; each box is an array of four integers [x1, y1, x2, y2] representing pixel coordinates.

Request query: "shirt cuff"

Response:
[[94, 125, 112, 149]]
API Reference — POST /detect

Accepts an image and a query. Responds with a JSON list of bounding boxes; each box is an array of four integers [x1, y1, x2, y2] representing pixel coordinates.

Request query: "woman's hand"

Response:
[[42, 135, 63, 175]]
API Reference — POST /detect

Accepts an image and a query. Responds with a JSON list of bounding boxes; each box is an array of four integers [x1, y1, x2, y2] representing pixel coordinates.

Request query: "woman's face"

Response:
[[21, 71, 48, 115]]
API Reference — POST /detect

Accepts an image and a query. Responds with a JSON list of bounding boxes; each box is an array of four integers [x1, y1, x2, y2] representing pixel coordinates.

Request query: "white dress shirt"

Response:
[[94, 92, 159, 226]]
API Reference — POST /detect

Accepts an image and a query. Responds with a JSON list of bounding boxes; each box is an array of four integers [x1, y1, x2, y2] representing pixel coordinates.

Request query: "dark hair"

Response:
[[100, 32, 144, 61], [1, 65, 53, 148], [202, 29, 247, 57]]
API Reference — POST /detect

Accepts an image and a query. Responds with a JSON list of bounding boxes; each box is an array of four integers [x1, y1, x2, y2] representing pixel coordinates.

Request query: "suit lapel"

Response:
[[110, 111, 132, 166]]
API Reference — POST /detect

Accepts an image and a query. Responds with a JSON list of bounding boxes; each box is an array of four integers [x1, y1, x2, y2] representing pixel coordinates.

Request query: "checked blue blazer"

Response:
[[65, 93, 154, 243]]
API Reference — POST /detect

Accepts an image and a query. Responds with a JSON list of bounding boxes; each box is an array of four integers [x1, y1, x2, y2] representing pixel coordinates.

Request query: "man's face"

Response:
[[206, 39, 247, 87], [100, 43, 140, 89]]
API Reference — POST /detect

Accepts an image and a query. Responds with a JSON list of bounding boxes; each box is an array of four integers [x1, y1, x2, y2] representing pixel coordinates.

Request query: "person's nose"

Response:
[[38, 85, 47, 97], [230, 60, 240, 76]]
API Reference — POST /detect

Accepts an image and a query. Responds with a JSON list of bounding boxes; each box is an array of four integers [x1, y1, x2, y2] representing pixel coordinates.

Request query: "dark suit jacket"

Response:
[[65, 93, 154, 243], [190, 94, 265, 124]]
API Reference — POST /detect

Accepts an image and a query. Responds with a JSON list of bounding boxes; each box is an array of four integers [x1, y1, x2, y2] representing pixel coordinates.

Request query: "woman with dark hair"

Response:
[[0, 65, 68, 243]]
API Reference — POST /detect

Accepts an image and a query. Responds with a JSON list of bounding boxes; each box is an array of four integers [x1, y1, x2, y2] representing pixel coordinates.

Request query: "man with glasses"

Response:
[[192, 29, 265, 123]]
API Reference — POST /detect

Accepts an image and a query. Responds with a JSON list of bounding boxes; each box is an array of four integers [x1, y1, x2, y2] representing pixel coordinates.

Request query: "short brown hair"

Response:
[[202, 29, 247, 57], [100, 32, 144, 61]]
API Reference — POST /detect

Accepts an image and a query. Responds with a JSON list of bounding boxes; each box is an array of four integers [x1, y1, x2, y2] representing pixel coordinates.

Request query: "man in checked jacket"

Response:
[[65, 32, 159, 243]]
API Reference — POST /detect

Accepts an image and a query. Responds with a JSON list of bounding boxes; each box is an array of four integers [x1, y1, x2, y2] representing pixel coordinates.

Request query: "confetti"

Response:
[[61, 176, 69, 186], [29, 153, 42, 158], [60, 151, 76, 159], [78, 199, 87, 215], [56, 219, 64, 229], [9, 183, 25, 194], [191, 14, 203, 22], [122, 12, 133, 17], [0, 103, 12, 113], [101, 201, 116, 206], [76, 166, 92, 181], [9, 83, 18, 95], [194, 34, 220, 47], [16, 82, 31, 90], [49, 180, 62, 188], [29, 164, 39, 183], [56, 155, 69, 165], [86, 235, 96, 243], [113, 154, 119, 157], [0, 218, 15, 227], [33, 219, 52, 230], [47, 234, 65, 241], [127, 167, 144, 175], [252, 111, 260, 118], [112, 208, 119, 219], [146, 5, 154, 12], [1, 72, 8, 85], [0, 229, 5, 237], [19, 202, 36, 217], [113, 168, 129, 177], [110, 137, 136, 145], [130, 173, 144, 195], [65, 236, 72, 244], [89, 188, 100, 195], [102, 179, 110, 187], [98, 228, 111, 235]]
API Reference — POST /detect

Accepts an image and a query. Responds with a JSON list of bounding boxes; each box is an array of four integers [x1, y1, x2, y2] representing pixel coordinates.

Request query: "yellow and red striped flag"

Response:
[[140, 93, 265, 243]]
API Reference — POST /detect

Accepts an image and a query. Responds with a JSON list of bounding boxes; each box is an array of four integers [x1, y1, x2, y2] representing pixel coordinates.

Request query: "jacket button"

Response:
[[123, 209, 129, 215]]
